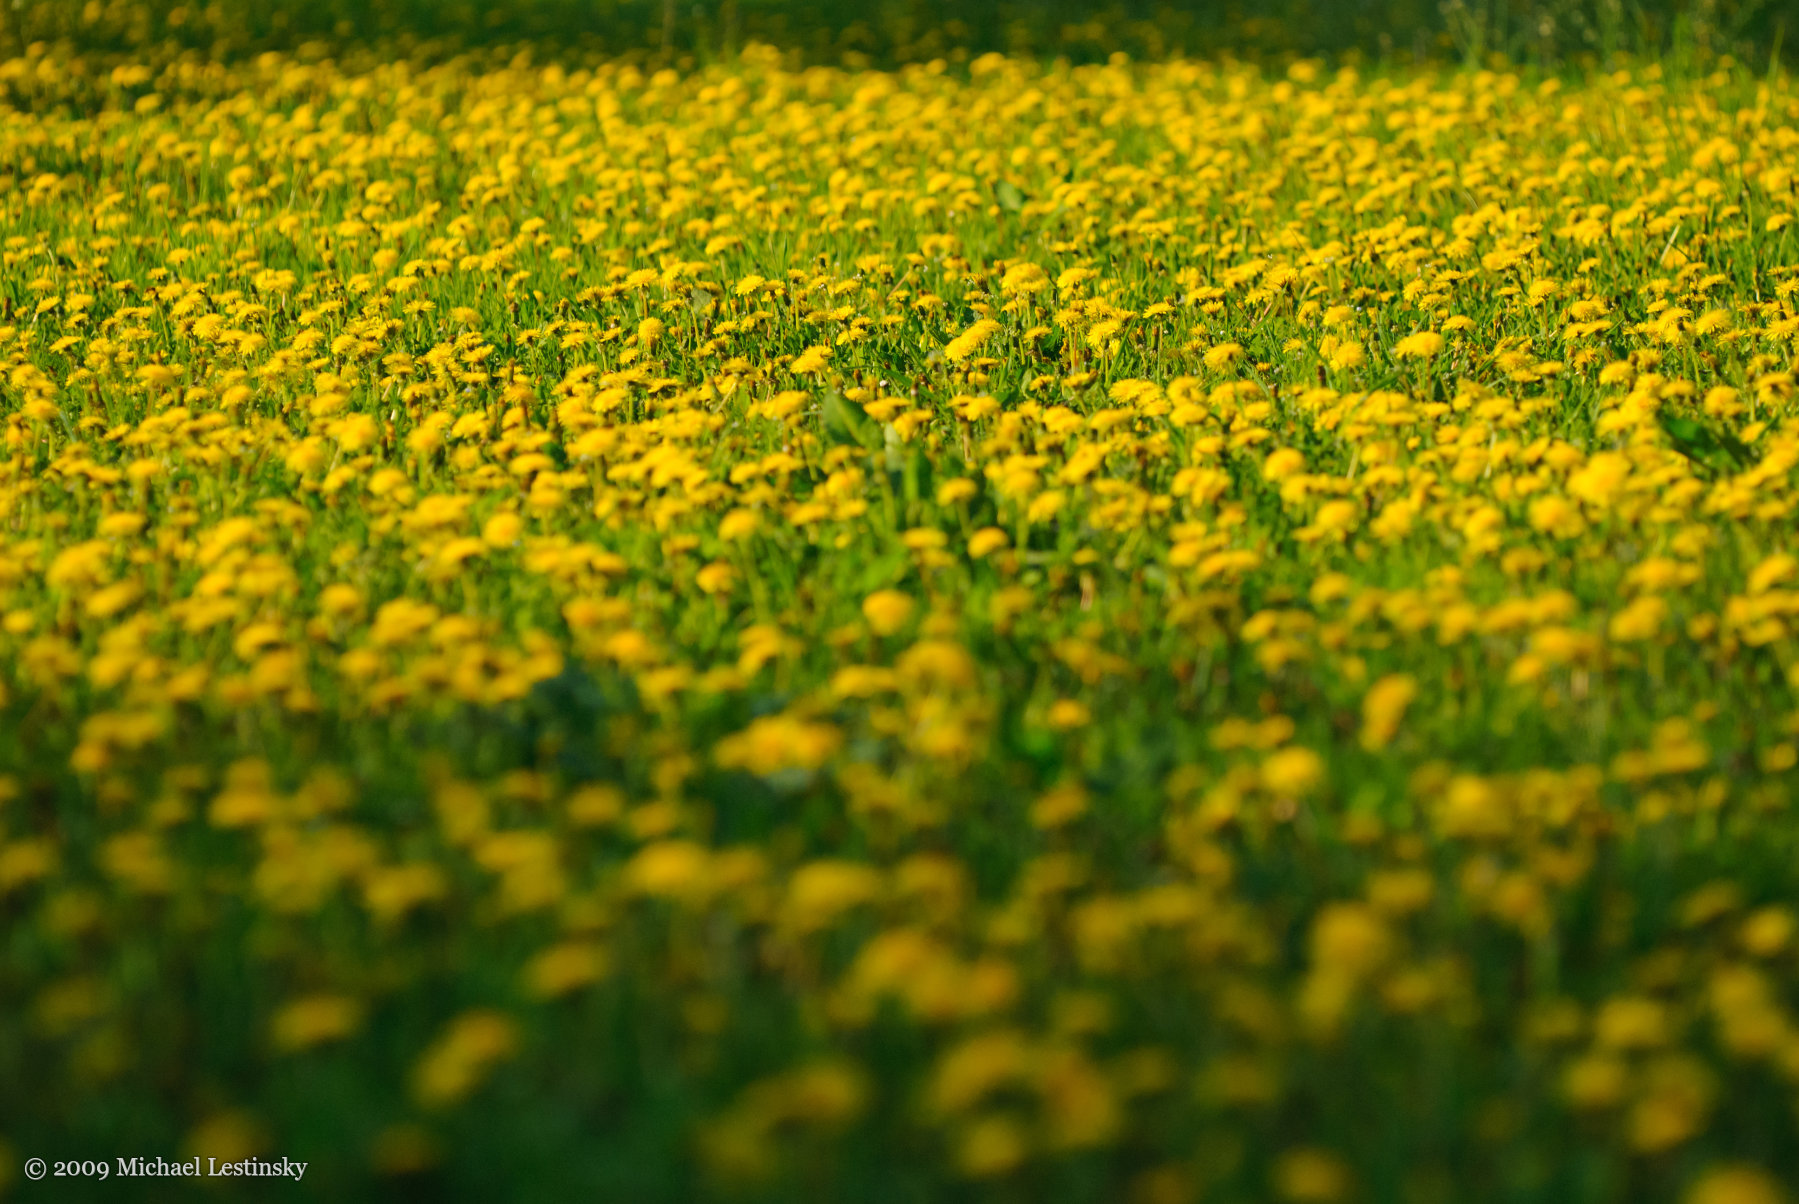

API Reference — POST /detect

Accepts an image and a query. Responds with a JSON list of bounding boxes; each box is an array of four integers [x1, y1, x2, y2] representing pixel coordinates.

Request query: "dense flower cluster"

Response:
[[0, 25, 1798, 1203]]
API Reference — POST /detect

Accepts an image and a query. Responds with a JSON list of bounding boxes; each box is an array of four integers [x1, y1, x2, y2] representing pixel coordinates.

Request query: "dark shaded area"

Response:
[[0, 0, 1789, 69]]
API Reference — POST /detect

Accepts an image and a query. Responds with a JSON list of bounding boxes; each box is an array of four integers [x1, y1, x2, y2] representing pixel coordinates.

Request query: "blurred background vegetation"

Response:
[[0, 0, 1788, 70]]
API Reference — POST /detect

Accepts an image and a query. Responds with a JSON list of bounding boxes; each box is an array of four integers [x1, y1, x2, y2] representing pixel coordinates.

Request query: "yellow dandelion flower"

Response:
[[271, 994, 365, 1052], [411, 1010, 520, 1109], [1392, 331, 1444, 359], [790, 345, 833, 375], [1359, 673, 1417, 751], [862, 589, 916, 636], [1203, 342, 1244, 370], [1685, 1167, 1786, 1204], [1047, 699, 1092, 730], [967, 528, 1010, 558], [945, 319, 1002, 363]]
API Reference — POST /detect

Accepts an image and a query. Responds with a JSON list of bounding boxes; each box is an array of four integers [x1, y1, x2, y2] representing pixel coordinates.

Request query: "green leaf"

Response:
[[995, 180, 1025, 213], [1715, 428, 1756, 470], [1658, 412, 1757, 476], [823, 390, 878, 449]]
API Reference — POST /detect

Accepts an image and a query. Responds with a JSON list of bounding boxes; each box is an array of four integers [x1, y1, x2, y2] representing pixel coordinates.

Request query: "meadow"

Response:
[[1, 2, 1798, 1200]]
